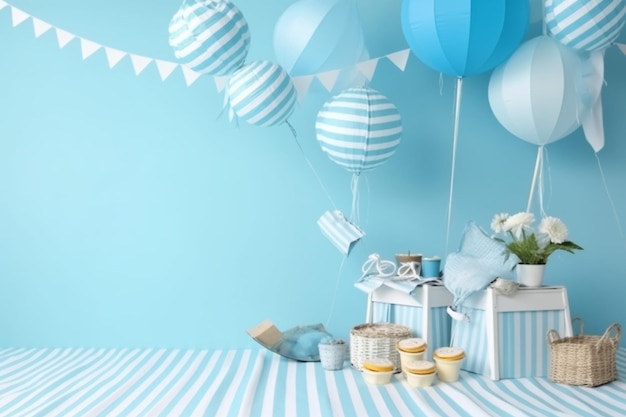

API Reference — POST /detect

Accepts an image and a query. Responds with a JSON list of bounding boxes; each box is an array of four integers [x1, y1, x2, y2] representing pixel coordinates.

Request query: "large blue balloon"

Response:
[[488, 35, 597, 146], [273, 0, 368, 76], [400, 0, 530, 77]]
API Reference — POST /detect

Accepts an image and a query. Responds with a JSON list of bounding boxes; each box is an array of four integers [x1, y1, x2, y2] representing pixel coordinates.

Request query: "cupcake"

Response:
[[362, 358, 395, 385]]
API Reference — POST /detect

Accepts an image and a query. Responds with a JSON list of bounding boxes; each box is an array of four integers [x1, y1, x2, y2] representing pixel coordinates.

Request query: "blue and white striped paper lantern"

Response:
[[168, 0, 250, 76], [315, 88, 402, 174], [227, 60, 297, 127], [545, 0, 626, 51]]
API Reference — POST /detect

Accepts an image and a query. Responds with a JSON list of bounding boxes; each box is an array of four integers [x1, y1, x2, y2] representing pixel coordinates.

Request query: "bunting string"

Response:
[[0, 0, 413, 99]]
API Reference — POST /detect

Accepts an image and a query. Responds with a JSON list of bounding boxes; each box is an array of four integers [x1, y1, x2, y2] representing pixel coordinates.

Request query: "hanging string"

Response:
[[439, 73, 444, 96], [286, 121, 337, 209], [595, 152, 626, 252], [445, 76, 463, 256], [526, 145, 545, 214], [324, 254, 348, 328], [541, 0, 547, 36], [350, 173, 361, 224], [539, 147, 551, 218], [362, 174, 371, 228]]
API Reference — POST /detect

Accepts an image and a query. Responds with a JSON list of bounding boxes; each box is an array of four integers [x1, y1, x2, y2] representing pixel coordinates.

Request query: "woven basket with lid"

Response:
[[350, 323, 412, 372]]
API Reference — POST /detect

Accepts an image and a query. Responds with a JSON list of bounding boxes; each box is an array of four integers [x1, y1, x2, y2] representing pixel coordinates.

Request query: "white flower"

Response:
[[490, 213, 509, 233], [504, 212, 534, 239], [539, 216, 568, 244]]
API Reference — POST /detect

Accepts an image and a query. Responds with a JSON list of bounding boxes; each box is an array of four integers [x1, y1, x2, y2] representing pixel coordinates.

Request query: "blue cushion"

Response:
[[444, 222, 517, 308]]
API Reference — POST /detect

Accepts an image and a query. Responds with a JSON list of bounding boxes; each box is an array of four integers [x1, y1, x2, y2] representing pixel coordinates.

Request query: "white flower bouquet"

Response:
[[490, 212, 583, 265]]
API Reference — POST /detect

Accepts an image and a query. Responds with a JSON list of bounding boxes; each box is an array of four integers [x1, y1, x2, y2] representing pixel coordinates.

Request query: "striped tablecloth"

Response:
[[0, 347, 625, 417]]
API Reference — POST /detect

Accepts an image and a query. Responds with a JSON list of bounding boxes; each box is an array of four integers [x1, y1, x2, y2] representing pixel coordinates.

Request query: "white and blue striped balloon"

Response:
[[168, 0, 250, 76], [227, 60, 297, 127], [316, 88, 402, 174], [546, 0, 626, 51]]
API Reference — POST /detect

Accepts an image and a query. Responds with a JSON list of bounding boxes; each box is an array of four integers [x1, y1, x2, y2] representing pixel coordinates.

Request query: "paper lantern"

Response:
[[546, 0, 626, 52], [168, 0, 250, 76], [316, 88, 402, 174], [273, 0, 368, 76], [488, 36, 596, 146], [227, 60, 297, 127], [400, 0, 529, 77]]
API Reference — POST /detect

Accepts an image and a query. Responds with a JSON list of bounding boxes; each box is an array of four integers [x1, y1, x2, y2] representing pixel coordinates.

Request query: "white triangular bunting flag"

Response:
[[356, 59, 379, 81], [105, 47, 126, 68], [80, 38, 101, 60], [213, 75, 229, 93], [56, 28, 75, 48], [181, 66, 201, 86], [316, 69, 340, 92], [155, 60, 178, 81], [292, 75, 313, 102], [32, 18, 52, 38], [11, 7, 30, 27], [616, 43, 626, 56], [0, 1, 8, 11], [130, 54, 152, 75], [387, 49, 411, 71]]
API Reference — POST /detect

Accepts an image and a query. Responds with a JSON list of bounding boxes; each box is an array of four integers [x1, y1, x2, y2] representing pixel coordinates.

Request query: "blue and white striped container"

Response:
[[452, 306, 569, 379], [545, 0, 626, 52], [227, 60, 297, 127], [168, 0, 250, 75], [317, 210, 365, 256], [316, 87, 402, 174]]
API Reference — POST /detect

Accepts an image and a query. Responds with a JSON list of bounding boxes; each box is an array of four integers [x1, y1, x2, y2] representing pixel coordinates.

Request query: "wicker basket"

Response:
[[548, 318, 621, 387], [350, 323, 412, 372]]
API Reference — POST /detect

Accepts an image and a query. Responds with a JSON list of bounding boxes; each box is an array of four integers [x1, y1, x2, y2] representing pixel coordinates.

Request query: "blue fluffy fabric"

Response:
[[444, 221, 517, 308], [273, 324, 332, 362]]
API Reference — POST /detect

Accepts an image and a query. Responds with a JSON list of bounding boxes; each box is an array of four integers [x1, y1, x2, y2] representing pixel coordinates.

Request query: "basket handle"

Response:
[[547, 329, 561, 344], [596, 323, 622, 349]]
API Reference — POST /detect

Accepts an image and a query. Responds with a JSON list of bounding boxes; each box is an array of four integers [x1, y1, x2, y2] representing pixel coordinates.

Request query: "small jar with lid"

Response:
[[433, 347, 465, 382], [397, 338, 427, 374], [404, 360, 437, 387], [361, 357, 395, 385]]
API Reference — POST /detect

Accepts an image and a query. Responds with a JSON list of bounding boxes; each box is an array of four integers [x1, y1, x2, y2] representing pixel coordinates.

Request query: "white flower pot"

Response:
[[516, 264, 546, 287]]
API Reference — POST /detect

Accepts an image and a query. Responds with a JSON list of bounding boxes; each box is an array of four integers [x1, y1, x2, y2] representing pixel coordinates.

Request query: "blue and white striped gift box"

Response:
[[317, 210, 365, 255], [452, 307, 568, 379]]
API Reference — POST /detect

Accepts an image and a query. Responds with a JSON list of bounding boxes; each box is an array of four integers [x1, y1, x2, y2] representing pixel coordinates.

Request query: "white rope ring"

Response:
[[361, 253, 396, 278], [397, 261, 421, 279]]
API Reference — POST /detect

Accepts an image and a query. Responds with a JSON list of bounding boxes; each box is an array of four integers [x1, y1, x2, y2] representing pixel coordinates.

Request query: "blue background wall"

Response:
[[1, 0, 625, 349]]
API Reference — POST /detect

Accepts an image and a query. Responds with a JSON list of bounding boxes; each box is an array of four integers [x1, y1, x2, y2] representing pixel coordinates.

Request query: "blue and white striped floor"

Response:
[[0, 347, 625, 417]]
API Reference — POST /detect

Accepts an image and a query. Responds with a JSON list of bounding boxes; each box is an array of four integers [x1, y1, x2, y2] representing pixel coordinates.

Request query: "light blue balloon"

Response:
[[168, 0, 250, 76], [227, 61, 297, 127], [400, 0, 529, 77], [316, 88, 402, 174], [273, 0, 368, 76], [546, 0, 626, 52], [488, 36, 595, 146]]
